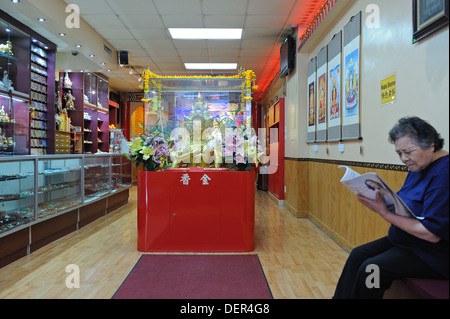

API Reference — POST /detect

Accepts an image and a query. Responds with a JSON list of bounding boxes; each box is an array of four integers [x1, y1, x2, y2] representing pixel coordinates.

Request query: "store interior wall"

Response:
[[259, 0, 449, 249], [282, 0, 449, 162]]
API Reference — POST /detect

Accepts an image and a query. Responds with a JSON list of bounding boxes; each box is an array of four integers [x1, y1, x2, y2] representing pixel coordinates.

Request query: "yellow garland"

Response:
[[139, 68, 257, 102]]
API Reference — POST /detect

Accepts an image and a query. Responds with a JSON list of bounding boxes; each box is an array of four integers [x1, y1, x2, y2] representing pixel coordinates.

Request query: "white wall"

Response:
[[285, 0, 449, 164]]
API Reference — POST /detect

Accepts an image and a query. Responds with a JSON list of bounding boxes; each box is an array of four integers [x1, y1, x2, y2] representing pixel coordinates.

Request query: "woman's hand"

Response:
[[357, 192, 441, 243], [357, 192, 390, 218]]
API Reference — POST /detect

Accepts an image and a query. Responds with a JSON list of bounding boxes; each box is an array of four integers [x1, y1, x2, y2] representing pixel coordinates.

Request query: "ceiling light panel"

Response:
[[169, 28, 242, 40], [185, 63, 238, 70]]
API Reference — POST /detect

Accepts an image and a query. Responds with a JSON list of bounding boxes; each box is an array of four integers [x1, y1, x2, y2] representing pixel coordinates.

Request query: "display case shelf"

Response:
[[1, 11, 56, 155], [58, 72, 109, 154], [0, 156, 35, 234]]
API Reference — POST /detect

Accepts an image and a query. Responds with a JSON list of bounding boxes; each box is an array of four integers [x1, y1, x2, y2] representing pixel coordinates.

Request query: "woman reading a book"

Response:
[[333, 117, 448, 298]]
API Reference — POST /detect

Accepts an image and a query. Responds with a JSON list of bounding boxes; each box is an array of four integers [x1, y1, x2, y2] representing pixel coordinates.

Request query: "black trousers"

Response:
[[333, 236, 443, 299]]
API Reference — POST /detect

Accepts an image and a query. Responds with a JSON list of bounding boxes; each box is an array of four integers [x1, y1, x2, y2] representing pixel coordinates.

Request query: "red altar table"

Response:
[[137, 168, 255, 252]]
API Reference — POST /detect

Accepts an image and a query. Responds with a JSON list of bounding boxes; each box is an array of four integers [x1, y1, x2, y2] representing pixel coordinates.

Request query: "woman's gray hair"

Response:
[[388, 117, 444, 152]]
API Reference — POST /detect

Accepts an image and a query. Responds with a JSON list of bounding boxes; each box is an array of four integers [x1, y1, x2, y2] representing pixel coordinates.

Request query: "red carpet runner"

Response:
[[113, 254, 272, 299]]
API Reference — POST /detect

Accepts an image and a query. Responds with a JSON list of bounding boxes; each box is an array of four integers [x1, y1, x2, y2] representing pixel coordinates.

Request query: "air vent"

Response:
[[104, 44, 112, 56]]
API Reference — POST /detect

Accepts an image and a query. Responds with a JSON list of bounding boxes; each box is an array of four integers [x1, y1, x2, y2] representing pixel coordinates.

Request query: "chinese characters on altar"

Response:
[[180, 173, 211, 186]]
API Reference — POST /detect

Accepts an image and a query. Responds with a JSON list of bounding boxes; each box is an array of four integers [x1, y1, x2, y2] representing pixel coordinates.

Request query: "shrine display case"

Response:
[[141, 73, 255, 170], [135, 70, 259, 252]]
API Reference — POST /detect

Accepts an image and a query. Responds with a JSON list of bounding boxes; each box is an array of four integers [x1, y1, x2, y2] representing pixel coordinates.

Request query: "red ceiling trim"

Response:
[[298, 0, 337, 51]]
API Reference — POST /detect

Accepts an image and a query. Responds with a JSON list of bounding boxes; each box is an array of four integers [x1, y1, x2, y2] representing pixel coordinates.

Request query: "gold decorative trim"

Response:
[[284, 158, 408, 172]]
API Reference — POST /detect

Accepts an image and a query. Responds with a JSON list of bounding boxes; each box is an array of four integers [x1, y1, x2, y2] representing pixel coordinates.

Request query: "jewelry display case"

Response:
[[0, 156, 35, 234], [111, 154, 132, 193], [0, 154, 132, 238], [84, 154, 111, 202], [37, 155, 82, 220]]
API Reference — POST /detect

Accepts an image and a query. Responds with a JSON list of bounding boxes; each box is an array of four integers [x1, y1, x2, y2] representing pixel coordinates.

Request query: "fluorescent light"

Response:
[[185, 63, 237, 70], [169, 28, 242, 40]]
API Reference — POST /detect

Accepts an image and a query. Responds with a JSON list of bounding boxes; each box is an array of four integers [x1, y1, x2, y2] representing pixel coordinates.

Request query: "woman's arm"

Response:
[[357, 193, 441, 243]]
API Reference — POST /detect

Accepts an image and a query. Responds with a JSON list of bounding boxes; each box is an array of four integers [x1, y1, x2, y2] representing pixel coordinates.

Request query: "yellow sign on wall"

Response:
[[381, 74, 396, 105]]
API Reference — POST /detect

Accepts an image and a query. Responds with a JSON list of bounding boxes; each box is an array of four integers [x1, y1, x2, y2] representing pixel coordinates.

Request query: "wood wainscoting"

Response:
[[284, 158, 408, 251]]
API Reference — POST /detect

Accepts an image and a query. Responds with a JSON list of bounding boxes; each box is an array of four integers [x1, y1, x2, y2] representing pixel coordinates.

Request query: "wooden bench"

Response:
[[384, 278, 449, 299]]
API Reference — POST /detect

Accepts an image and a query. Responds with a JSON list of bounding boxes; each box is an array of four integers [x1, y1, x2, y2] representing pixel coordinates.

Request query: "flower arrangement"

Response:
[[125, 122, 170, 171], [130, 68, 265, 171], [222, 124, 264, 170]]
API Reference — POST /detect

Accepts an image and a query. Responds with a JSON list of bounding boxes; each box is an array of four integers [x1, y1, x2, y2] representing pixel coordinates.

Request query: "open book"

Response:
[[338, 166, 423, 220]]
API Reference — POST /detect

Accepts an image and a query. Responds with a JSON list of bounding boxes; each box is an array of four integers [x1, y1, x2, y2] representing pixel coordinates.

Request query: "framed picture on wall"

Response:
[[413, 0, 449, 43]]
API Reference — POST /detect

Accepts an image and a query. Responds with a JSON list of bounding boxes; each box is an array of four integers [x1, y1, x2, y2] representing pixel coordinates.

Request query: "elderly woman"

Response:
[[333, 117, 449, 299]]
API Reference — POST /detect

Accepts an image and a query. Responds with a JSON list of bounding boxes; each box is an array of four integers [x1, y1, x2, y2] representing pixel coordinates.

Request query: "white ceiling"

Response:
[[1, 0, 325, 94]]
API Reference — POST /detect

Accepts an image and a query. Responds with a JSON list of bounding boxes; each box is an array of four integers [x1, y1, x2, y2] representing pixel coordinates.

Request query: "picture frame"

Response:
[[413, 0, 449, 43]]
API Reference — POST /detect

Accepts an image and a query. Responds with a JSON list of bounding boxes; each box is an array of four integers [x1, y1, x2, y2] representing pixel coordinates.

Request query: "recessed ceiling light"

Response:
[[37, 17, 46, 22], [59, 33, 66, 36], [11, 0, 20, 3], [185, 63, 237, 70], [75, 44, 82, 48], [89, 54, 95, 58], [169, 28, 242, 40]]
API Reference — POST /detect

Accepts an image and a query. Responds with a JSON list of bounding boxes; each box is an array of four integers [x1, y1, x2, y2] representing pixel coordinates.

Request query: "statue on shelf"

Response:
[[0, 40, 13, 56], [0, 104, 9, 122], [0, 70, 13, 91], [63, 90, 76, 113], [63, 72, 72, 88], [184, 93, 213, 133]]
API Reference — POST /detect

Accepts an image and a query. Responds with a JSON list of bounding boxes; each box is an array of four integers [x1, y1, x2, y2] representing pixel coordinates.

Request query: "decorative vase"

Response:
[[63, 72, 72, 88]]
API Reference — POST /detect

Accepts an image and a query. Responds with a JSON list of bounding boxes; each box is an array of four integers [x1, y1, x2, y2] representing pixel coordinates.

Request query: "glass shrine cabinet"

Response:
[[140, 70, 257, 170]]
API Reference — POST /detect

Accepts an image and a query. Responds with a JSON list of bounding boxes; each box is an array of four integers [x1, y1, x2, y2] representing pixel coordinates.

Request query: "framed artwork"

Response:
[[413, 0, 449, 42], [342, 11, 361, 141], [307, 57, 316, 143], [327, 31, 342, 142]]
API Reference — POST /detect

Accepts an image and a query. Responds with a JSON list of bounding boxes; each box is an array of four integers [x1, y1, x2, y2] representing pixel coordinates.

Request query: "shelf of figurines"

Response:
[[0, 97, 16, 155], [0, 154, 132, 237]]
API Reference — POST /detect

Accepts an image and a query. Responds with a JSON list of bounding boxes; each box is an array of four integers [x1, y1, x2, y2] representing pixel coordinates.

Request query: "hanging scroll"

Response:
[[307, 57, 316, 143], [316, 46, 327, 142], [327, 31, 342, 142], [342, 12, 361, 140]]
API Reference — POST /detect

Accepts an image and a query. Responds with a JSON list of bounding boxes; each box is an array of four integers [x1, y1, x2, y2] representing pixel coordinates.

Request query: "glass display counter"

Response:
[[0, 154, 132, 238], [111, 154, 132, 193], [37, 155, 82, 219], [0, 156, 35, 233], [84, 154, 110, 202]]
